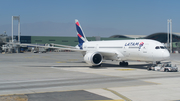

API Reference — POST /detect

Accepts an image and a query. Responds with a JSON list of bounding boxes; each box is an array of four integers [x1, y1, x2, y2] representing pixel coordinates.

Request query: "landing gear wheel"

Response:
[[165, 69, 169, 72], [119, 61, 128, 67], [125, 62, 128, 66], [119, 62, 122, 66]]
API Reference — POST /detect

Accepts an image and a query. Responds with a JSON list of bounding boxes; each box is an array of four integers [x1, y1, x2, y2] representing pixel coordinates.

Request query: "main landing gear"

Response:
[[119, 61, 128, 67]]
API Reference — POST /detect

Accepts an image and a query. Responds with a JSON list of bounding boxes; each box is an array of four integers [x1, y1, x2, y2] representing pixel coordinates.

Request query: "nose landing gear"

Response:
[[119, 61, 128, 67]]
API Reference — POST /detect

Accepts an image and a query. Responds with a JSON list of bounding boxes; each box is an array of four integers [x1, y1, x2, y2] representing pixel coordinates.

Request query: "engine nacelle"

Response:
[[84, 52, 103, 66]]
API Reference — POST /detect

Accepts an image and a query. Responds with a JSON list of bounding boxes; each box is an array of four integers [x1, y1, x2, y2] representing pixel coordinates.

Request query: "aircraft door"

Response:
[[142, 45, 147, 53], [123, 46, 130, 58], [138, 44, 149, 60], [141, 44, 153, 61]]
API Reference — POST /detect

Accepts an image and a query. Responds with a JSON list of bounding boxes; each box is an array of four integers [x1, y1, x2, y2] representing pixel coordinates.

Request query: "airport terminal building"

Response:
[[19, 33, 180, 51], [1, 32, 180, 53], [17, 33, 180, 44]]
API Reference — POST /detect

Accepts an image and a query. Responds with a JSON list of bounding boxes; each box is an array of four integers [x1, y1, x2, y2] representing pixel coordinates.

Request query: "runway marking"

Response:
[[103, 88, 131, 101], [0, 89, 80, 97], [116, 69, 135, 71]]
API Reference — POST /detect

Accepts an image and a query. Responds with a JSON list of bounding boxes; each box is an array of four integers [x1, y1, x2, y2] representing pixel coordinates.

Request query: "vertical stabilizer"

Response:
[[75, 19, 88, 49]]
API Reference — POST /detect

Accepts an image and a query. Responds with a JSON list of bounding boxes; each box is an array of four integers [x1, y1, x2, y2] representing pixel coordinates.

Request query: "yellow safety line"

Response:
[[116, 69, 135, 71], [103, 88, 131, 101], [0, 94, 28, 101], [68, 59, 78, 61]]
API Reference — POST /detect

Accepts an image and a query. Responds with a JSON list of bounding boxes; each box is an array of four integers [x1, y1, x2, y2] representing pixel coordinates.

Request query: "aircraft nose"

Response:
[[163, 51, 170, 59]]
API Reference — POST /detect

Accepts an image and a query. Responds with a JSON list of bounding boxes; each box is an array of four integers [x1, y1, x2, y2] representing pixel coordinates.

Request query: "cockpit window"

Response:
[[155, 46, 160, 49], [155, 46, 167, 49], [160, 46, 165, 49]]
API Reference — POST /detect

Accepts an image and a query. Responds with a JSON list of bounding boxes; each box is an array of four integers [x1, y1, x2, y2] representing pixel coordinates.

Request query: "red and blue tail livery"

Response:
[[75, 19, 88, 49]]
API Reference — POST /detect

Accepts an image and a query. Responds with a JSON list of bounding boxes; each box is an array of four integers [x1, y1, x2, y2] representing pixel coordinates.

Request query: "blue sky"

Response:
[[0, 0, 180, 37]]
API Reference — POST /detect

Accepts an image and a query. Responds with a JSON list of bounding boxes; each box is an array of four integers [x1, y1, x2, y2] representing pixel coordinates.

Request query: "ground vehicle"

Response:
[[147, 64, 162, 71], [163, 63, 178, 72], [147, 63, 178, 72], [33, 47, 46, 53]]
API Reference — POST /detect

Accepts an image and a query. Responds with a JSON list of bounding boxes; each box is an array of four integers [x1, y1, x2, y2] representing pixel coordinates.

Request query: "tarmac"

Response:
[[0, 52, 180, 101]]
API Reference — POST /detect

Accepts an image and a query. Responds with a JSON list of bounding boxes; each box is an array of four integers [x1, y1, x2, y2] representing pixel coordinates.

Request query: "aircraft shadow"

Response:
[[26, 63, 152, 70], [100, 63, 152, 70]]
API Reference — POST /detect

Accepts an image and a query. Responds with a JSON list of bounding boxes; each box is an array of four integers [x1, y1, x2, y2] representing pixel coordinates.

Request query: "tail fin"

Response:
[[75, 19, 88, 49]]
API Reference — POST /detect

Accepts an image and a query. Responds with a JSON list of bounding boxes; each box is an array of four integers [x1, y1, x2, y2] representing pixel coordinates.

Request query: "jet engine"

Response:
[[84, 52, 103, 66]]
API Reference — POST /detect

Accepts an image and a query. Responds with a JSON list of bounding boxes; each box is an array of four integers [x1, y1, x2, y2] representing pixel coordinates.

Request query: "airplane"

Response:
[[19, 19, 170, 67]]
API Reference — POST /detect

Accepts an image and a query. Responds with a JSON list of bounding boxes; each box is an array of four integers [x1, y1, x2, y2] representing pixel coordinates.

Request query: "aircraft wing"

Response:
[[50, 43, 77, 48], [97, 50, 124, 60], [97, 50, 117, 56], [19, 43, 85, 52]]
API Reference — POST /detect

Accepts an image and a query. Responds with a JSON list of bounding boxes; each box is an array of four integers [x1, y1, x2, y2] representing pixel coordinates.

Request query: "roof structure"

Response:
[[110, 33, 180, 43]]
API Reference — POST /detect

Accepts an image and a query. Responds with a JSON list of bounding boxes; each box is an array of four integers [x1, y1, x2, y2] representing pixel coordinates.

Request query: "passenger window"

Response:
[[155, 46, 160, 49]]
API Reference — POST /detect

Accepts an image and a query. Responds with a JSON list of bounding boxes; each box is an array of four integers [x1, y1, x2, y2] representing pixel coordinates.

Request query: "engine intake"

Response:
[[84, 52, 103, 66]]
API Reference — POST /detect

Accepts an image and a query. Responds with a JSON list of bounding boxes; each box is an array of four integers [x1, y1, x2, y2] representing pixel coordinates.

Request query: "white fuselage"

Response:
[[82, 39, 170, 62]]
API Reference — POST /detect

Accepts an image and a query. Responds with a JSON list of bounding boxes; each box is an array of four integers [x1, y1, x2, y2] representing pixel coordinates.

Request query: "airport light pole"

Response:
[[167, 19, 169, 50], [12, 16, 20, 43], [12, 16, 13, 42], [167, 19, 173, 53], [170, 19, 172, 53]]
